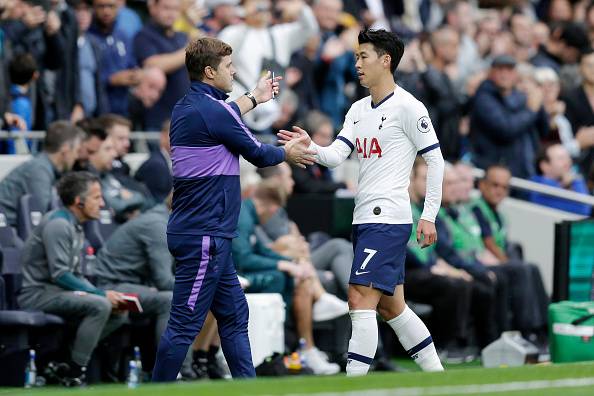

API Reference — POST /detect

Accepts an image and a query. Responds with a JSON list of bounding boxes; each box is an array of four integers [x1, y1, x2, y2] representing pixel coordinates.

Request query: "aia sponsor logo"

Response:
[[356, 137, 382, 158]]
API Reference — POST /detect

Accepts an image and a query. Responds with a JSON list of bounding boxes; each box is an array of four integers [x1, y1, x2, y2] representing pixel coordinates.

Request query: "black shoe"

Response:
[[207, 359, 227, 379], [45, 361, 87, 387], [191, 358, 210, 380]]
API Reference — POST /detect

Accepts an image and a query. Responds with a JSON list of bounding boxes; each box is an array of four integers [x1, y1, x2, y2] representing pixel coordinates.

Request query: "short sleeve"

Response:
[[404, 101, 440, 154]]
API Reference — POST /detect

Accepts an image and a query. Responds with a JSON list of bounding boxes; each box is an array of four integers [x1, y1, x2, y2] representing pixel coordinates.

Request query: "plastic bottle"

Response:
[[24, 349, 36, 388], [127, 360, 138, 389], [298, 338, 308, 367], [84, 246, 96, 277], [133, 346, 142, 382]]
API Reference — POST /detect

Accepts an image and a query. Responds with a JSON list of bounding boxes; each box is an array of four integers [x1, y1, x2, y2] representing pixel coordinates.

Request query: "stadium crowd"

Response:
[[0, 0, 592, 386]]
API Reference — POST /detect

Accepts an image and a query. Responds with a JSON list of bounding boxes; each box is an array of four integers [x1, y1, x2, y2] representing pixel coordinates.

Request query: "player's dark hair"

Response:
[[44, 121, 84, 154], [186, 37, 233, 82], [9, 53, 37, 86], [57, 171, 100, 206], [358, 29, 405, 73]]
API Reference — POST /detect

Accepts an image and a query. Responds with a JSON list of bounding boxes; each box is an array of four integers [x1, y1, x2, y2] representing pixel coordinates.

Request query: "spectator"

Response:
[[529, 143, 592, 215], [173, 0, 207, 39], [133, 0, 189, 131], [88, 135, 145, 221], [18, 172, 127, 387], [114, 0, 143, 41], [0, 121, 82, 226], [73, 0, 109, 118], [287, 35, 321, 120], [473, 164, 549, 341], [3, 0, 65, 129], [406, 157, 475, 362], [291, 110, 351, 194], [531, 21, 589, 75], [535, 66, 594, 160], [232, 180, 344, 375], [129, 67, 167, 130], [6, 53, 37, 153], [470, 54, 548, 178], [74, 117, 108, 171], [135, 120, 173, 202], [97, 113, 131, 176], [563, 48, 594, 175], [201, 0, 239, 36], [219, 0, 318, 133], [312, 0, 357, 129], [89, 0, 140, 116], [434, 165, 499, 347]]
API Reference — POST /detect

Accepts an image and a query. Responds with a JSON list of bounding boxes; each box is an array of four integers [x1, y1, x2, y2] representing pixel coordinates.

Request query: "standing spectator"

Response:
[[114, 0, 142, 41], [470, 55, 548, 178], [529, 143, 592, 215], [563, 48, 594, 175], [89, 0, 140, 116], [18, 172, 127, 387], [0, 121, 82, 226], [3, 0, 65, 129], [219, 0, 318, 133], [73, 0, 109, 118], [291, 110, 352, 194], [287, 35, 321, 120], [7, 53, 37, 153], [135, 120, 172, 202], [312, 0, 356, 129], [133, 0, 189, 130], [173, 0, 207, 39]]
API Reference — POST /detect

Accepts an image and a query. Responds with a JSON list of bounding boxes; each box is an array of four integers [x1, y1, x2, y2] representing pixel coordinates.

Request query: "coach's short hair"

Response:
[[358, 29, 405, 74], [254, 179, 286, 207], [44, 121, 84, 154], [185, 37, 233, 82], [57, 171, 100, 206]]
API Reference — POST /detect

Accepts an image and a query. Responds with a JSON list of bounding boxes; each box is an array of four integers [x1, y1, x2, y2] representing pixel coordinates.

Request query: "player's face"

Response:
[[213, 55, 235, 93], [480, 168, 511, 206], [355, 43, 390, 88]]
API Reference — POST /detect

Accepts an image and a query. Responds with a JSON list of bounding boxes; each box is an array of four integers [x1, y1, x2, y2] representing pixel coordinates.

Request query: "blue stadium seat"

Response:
[[16, 194, 44, 241]]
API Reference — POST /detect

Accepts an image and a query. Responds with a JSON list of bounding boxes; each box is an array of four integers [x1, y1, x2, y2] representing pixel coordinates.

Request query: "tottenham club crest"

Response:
[[417, 116, 431, 133]]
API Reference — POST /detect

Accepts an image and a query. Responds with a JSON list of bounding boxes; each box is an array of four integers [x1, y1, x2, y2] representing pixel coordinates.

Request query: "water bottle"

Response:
[[133, 346, 142, 382], [84, 246, 96, 277], [298, 338, 308, 367], [24, 349, 36, 388], [127, 360, 138, 389]]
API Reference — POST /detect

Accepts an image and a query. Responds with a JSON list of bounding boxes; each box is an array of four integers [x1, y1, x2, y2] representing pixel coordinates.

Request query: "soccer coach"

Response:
[[152, 37, 314, 381]]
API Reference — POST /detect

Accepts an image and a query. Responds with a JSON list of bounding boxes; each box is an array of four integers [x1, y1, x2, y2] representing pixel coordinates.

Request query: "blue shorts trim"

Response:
[[349, 223, 412, 296]]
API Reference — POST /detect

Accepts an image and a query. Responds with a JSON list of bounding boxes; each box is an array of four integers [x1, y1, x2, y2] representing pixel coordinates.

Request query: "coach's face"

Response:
[[212, 55, 235, 93]]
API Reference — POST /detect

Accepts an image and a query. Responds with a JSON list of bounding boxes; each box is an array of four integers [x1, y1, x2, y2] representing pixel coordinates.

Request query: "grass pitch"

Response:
[[1, 361, 593, 396]]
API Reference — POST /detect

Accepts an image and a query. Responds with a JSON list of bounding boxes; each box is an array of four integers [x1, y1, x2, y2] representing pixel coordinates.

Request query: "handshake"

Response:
[[279, 126, 316, 169]]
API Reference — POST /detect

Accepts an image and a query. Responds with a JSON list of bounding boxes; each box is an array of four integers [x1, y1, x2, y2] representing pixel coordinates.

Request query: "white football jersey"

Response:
[[329, 86, 440, 225]]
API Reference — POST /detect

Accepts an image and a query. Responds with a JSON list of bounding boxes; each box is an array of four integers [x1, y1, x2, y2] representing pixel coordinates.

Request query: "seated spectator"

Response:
[[435, 165, 499, 347], [0, 121, 82, 226], [470, 55, 548, 179], [6, 53, 37, 153], [88, 134, 145, 221], [257, 162, 352, 297], [74, 118, 108, 171], [291, 111, 353, 195], [528, 143, 592, 215], [18, 172, 127, 386], [406, 157, 475, 362], [133, 0, 189, 130], [232, 180, 345, 375], [89, 0, 140, 116], [135, 120, 172, 203], [129, 67, 167, 130], [474, 164, 549, 340]]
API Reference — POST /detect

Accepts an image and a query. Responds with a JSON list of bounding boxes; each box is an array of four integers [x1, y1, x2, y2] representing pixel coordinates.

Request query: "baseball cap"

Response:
[[491, 54, 517, 68]]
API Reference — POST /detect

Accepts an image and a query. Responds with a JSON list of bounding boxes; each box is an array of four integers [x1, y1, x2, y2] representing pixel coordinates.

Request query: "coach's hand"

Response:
[[252, 71, 282, 104], [283, 134, 316, 168], [417, 219, 437, 248]]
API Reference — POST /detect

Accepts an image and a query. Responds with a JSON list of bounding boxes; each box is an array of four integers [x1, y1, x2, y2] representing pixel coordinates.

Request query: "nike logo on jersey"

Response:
[[355, 270, 370, 276], [353, 120, 360, 124]]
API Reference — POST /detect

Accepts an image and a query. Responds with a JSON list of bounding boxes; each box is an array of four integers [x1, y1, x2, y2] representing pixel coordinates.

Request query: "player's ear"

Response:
[[383, 54, 391, 69]]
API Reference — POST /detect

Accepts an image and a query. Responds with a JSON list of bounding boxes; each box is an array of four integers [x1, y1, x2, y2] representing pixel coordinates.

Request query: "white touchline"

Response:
[[278, 377, 594, 396]]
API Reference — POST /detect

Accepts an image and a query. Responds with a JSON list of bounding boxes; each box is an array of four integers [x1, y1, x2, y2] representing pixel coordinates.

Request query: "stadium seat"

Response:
[[16, 194, 44, 241]]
